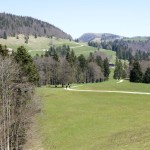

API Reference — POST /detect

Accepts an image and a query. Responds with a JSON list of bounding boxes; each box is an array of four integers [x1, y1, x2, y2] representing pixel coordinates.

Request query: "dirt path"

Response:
[[65, 86, 150, 95]]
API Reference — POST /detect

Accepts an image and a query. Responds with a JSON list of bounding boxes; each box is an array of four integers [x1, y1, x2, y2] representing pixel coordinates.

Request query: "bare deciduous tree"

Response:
[[0, 56, 37, 149]]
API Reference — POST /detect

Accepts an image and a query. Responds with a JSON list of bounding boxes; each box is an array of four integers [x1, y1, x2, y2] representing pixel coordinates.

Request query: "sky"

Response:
[[0, 0, 150, 38]]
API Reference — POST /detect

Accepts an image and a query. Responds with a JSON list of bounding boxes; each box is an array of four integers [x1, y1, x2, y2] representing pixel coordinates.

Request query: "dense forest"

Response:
[[88, 40, 150, 61], [0, 13, 72, 39], [34, 45, 110, 86]]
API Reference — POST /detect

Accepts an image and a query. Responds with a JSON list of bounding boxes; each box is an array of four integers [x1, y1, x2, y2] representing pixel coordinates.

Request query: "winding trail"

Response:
[[65, 85, 150, 95]]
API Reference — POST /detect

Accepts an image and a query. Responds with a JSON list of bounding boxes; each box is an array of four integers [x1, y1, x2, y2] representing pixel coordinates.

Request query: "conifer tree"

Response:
[[143, 67, 150, 83], [130, 61, 142, 83], [14, 46, 39, 83], [103, 58, 110, 80], [53, 50, 59, 62]]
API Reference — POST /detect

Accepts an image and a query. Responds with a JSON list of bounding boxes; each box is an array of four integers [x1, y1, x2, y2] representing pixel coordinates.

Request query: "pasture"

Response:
[[0, 36, 116, 63], [35, 80, 150, 150]]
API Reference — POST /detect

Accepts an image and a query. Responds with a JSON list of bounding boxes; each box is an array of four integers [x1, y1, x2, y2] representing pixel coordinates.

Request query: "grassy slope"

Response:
[[73, 45, 115, 59], [36, 80, 150, 150], [0, 35, 78, 55], [0, 36, 116, 62]]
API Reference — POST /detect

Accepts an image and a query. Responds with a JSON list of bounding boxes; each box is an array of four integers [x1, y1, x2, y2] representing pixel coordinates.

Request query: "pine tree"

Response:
[[103, 58, 110, 80], [66, 51, 71, 63], [70, 50, 76, 65], [78, 54, 87, 71], [130, 61, 142, 83], [14, 46, 39, 83], [3, 31, 7, 39], [143, 67, 150, 83], [53, 50, 59, 61]]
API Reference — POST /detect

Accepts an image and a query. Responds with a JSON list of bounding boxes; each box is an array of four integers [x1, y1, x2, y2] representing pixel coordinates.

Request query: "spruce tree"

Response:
[[103, 58, 110, 80], [78, 54, 87, 71], [53, 50, 59, 61], [130, 61, 142, 83], [70, 50, 76, 65], [14, 46, 39, 83], [66, 51, 71, 63], [143, 67, 150, 83]]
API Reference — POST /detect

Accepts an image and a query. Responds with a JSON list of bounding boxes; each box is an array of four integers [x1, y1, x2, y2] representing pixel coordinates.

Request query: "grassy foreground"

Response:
[[35, 80, 150, 150]]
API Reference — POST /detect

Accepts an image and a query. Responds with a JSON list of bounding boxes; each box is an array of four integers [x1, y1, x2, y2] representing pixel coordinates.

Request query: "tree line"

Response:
[[113, 57, 150, 83], [0, 45, 39, 149], [88, 40, 150, 61], [34, 45, 110, 87], [129, 60, 150, 83]]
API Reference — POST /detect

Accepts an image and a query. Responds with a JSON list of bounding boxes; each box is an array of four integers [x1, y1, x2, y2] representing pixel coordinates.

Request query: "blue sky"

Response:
[[0, 0, 150, 38]]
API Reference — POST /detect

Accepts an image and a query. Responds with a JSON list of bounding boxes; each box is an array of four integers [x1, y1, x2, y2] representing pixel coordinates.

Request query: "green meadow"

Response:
[[35, 79, 150, 150], [0, 36, 116, 62], [0, 35, 78, 54]]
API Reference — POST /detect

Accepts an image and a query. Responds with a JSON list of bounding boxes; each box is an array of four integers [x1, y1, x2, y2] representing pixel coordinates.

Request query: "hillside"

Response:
[[0, 35, 76, 54], [79, 33, 150, 53], [79, 33, 123, 42], [127, 40, 150, 52], [0, 13, 72, 39], [0, 35, 116, 63]]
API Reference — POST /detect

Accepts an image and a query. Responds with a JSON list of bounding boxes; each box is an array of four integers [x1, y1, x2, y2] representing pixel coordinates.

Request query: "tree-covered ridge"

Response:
[[0, 12, 72, 39], [88, 39, 150, 61], [79, 33, 122, 42]]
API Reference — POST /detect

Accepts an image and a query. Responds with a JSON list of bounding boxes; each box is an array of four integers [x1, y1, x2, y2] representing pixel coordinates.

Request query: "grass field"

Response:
[[0, 35, 78, 52], [35, 79, 150, 150]]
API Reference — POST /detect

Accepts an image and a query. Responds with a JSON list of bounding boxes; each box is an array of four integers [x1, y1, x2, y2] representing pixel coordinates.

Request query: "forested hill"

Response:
[[0, 13, 72, 39], [79, 33, 123, 42]]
